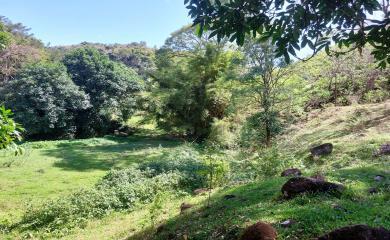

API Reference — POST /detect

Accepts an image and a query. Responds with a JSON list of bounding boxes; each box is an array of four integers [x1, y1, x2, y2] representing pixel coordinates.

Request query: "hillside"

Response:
[[1, 101, 388, 240], [138, 101, 390, 240]]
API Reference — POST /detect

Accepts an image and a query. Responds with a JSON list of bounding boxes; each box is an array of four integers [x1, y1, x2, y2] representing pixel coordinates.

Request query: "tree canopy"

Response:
[[63, 47, 143, 137], [1, 62, 90, 139], [185, 0, 390, 67]]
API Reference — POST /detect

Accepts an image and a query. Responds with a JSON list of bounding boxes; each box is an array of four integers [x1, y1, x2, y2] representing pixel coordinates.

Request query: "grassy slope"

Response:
[[138, 101, 390, 240], [0, 101, 389, 239]]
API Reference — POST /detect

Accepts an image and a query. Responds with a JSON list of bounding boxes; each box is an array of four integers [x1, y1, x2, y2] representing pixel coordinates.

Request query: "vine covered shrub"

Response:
[[19, 168, 182, 232], [96, 168, 182, 208]]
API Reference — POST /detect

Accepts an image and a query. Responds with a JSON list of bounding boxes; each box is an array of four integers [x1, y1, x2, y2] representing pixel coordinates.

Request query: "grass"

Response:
[[145, 164, 389, 240], [0, 135, 181, 222], [0, 101, 389, 239]]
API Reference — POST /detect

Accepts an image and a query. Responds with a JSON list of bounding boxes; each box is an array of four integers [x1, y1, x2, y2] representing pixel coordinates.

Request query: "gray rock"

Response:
[[280, 219, 296, 228], [368, 187, 378, 194], [376, 143, 390, 156], [374, 175, 385, 182]]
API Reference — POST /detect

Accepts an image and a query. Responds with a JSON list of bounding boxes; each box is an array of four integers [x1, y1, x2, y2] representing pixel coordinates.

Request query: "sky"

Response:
[[0, 0, 192, 47]]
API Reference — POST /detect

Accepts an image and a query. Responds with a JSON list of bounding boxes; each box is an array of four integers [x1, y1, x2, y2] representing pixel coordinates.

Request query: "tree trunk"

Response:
[[265, 121, 271, 146]]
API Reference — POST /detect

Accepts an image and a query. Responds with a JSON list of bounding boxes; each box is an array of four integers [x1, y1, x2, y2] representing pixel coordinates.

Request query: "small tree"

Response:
[[150, 27, 240, 141], [203, 154, 229, 207], [241, 38, 288, 146]]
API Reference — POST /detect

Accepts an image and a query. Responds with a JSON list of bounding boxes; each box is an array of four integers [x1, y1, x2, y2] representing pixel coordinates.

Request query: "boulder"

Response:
[[193, 188, 208, 195], [281, 168, 302, 177], [224, 194, 236, 200], [317, 224, 390, 240], [240, 222, 277, 240], [368, 187, 378, 194], [310, 143, 333, 157], [114, 130, 128, 137], [374, 175, 385, 182], [281, 177, 343, 199], [180, 203, 193, 213], [375, 143, 390, 156]]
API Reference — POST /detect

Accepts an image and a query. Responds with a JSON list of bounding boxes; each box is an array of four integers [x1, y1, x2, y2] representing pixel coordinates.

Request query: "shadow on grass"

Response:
[[44, 135, 183, 171], [128, 166, 390, 240]]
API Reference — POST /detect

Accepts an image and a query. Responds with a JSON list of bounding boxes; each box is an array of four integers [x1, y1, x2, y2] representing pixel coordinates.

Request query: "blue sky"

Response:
[[0, 0, 191, 47]]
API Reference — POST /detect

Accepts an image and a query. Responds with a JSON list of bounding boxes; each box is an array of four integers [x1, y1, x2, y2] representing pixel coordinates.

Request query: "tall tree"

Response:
[[63, 47, 143, 137], [1, 62, 90, 139], [185, 0, 390, 67], [0, 43, 43, 84]]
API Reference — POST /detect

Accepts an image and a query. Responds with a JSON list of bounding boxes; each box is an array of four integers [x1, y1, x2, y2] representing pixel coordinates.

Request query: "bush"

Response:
[[207, 119, 237, 148], [139, 144, 208, 189], [240, 111, 282, 148], [255, 146, 298, 178], [97, 168, 182, 208], [20, 188, 121, 231], [19, 168, 182, 232], [362, 89, 389, 103]]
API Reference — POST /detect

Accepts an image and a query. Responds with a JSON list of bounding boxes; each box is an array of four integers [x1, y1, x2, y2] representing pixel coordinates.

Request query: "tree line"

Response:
[[0, 16, 389, 148]]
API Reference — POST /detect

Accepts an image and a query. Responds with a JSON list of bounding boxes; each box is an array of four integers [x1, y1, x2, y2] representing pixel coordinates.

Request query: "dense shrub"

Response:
[[240, 111, 282, 148], [139, 145, 208, 189], [63, 47, 143, 137], [20, 168, 182, 232], [150, 28, 241, 141], [253, 146, 294, 177], [207, 119, 237, 148], [1, 62, 90, 139], [291, 49, 390, 111]]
